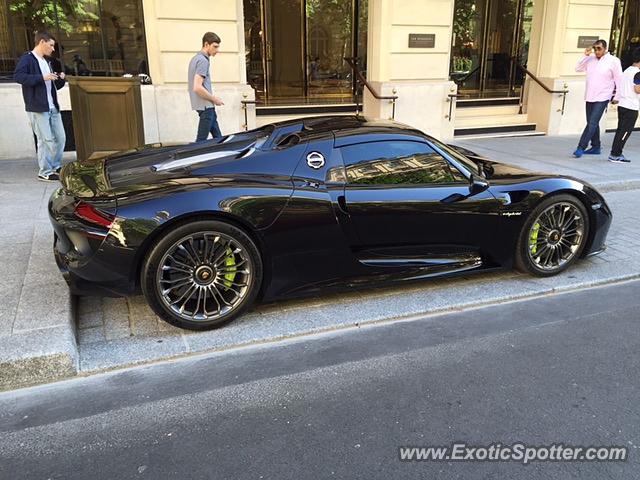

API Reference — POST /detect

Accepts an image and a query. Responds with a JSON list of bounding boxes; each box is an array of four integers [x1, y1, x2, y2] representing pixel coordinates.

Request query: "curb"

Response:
[[0, 211, 80, 391], [0, 290, 78, 391], [77, 270, 640, 377]]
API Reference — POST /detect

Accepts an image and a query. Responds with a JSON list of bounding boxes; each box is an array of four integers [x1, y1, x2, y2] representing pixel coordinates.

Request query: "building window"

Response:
[[0, 0, 149, 82]]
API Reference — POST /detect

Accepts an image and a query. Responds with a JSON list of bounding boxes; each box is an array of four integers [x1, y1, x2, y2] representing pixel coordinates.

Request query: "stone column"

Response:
[[364, 0, 457, 139], [525, 0, 615, 136]]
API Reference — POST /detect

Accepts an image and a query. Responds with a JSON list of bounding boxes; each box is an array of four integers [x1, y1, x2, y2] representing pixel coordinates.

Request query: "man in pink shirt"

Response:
[[574, 39, 623, 157]]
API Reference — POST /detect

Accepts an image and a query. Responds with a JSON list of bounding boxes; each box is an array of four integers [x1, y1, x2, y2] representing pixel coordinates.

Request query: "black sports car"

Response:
[[49, 116, 612, 330]]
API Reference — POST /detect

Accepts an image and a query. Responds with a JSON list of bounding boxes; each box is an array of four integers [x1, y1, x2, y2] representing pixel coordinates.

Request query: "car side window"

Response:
[[341, 141, 466, 185]]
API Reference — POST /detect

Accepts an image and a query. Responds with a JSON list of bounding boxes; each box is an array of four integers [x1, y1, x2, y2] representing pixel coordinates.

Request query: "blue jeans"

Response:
[[195, 107, 222, 142], [27, 108, 65, 176], [577, 100, 609, 150]]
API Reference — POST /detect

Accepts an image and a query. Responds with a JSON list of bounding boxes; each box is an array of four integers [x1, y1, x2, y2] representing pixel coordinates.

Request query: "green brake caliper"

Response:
[[222, 248, 237, 289], [529, 222, 540, 254]]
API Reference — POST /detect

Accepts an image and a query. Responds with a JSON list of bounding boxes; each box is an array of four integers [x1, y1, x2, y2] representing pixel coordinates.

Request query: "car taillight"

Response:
[[74, 201, 115, 229]]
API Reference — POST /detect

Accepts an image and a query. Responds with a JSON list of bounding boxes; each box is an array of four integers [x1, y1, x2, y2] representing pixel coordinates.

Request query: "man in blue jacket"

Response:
[[14, 31, 67, 181]]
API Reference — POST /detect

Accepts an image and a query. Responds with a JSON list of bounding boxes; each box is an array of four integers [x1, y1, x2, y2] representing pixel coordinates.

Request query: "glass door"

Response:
[[610, 0, 640, 70], [451, 0, 534, 97], [244, 0, 266, 98], [306, 0, 355, 99], [265, 0, 305, 98], [482, 0, 519, 92], [244, 0, 366, 103], [450, 0, 488, 92]]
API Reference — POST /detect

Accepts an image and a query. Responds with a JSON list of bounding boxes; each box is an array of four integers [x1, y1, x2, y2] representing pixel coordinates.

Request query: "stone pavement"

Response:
[[0, 154, 77, 390], [2, 134, 640, 389]]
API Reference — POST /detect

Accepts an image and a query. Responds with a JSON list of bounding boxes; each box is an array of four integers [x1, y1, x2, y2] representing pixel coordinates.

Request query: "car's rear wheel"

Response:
[[141, 220, 262, 330], [515, 194, 589, 277]]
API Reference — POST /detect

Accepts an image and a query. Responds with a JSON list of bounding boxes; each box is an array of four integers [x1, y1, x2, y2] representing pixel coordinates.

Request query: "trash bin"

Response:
[[68, 76, 144, 161]]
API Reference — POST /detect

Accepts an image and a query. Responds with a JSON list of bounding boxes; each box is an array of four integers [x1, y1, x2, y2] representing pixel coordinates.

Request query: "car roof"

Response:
[[263, 115, 427, 148]]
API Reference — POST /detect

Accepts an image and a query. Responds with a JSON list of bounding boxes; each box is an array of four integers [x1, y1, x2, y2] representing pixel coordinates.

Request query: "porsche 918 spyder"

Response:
[[49, 116, 612, 330]]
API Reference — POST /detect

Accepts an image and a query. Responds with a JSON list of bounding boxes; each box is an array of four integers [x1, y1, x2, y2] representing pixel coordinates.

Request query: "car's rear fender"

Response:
[[112, 182, 293, 291]]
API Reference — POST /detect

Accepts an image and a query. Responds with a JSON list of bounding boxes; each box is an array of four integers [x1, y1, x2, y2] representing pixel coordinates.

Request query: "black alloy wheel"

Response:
[[515, 194, 590, 277], [142, 220, 262, 330]]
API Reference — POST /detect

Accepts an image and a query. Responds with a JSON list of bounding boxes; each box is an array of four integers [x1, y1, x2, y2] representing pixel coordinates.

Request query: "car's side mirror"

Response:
[[441, 175, 489, 204], [469, 174, 489, 196]]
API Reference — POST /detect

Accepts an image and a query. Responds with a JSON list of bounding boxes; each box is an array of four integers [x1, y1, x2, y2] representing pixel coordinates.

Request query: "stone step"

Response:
[[455, 105, 521, 118], [454, 122, 539, 138], [455, 113, 529, 127], [256, 103, 361, 116], [453, 130, 546, 140], [456, 97, 520, 108]]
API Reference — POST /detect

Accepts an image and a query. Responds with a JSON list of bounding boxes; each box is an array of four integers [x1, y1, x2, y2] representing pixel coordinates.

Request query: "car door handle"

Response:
[[337, 195, 349, 214]]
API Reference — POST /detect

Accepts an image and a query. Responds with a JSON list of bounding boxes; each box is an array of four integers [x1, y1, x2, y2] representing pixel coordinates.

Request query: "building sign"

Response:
[[408, 34, 435, 48], [577, 36, 600, 48]]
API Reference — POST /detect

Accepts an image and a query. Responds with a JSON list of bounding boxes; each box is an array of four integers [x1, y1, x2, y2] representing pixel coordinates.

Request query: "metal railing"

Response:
[[344, 57, 398, 119], [513, 60, 569, 115], [446, 93, 462, 122], [240, 95, 261, 131]]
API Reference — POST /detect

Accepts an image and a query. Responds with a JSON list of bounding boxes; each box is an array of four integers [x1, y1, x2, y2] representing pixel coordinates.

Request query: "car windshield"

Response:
[[428, 137, 481, 177]]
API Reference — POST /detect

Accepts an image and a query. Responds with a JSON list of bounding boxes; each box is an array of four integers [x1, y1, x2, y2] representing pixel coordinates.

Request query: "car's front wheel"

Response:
[[515, 194, 590, 277], [141, 220, 262, 330]]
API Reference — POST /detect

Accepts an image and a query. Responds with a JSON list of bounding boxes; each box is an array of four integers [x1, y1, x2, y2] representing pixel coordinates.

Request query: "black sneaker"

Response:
[[608, 155, 630, 163], [54, 166, 61, 174], [37, 173, 60, 182]]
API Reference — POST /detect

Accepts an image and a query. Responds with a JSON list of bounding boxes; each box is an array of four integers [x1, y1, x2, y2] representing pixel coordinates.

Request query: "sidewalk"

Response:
[[0, 153, 77, 389], [455, 134, 640, 192], [1, 134, 640, 389]]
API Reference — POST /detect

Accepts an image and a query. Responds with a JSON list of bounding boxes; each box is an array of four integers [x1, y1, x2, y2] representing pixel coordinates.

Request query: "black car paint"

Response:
[[49, 116, 612, 301]]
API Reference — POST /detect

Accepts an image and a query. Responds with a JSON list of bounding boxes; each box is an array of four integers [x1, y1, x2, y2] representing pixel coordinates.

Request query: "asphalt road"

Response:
[[1, 280, 639, 479]]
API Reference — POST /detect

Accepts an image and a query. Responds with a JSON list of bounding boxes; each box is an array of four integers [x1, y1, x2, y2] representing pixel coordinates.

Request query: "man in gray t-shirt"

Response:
[[188, 32, 224, 142]]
